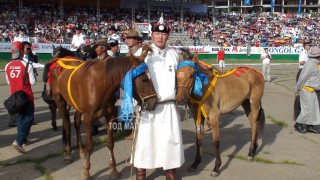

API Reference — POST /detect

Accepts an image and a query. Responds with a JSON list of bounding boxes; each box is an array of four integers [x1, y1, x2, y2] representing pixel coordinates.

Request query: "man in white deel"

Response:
[[294, 46, 320, 134], [261, 48, 272, 82], [133, 14, 184, 180]]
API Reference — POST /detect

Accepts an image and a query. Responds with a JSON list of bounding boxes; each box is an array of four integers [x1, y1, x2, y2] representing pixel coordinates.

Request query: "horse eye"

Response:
[[142, 78, 149, 82]]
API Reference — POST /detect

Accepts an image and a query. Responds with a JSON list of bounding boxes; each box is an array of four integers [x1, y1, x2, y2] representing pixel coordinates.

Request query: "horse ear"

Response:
[[179, 53, 184, 62], [192, 52, 199, 63]]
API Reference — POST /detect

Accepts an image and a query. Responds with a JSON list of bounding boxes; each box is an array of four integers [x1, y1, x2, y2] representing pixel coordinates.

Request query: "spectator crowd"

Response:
[[1, 1, 320, 47]]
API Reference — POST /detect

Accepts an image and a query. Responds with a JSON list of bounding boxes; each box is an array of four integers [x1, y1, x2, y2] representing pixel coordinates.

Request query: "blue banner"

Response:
[[244, 0, 251, 5], [271, 0, 275, 14], [298, 0, 302, 14]]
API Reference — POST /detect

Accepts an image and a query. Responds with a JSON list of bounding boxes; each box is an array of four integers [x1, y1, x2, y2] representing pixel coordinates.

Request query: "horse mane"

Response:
[[104, 56, 135, 87], [52, 46, 77, 58]]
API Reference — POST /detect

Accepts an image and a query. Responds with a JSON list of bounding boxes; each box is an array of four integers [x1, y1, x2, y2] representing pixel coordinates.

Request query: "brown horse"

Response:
[[175, 49, 265, 177], [42, 45, 79, 130], [50, 45, 158, 179]]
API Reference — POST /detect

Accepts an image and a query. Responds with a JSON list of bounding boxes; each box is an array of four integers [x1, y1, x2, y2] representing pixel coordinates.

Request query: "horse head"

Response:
[[129, 45, 158, 111], [176, 48, 199, 105], [52, 45, 76, 58]]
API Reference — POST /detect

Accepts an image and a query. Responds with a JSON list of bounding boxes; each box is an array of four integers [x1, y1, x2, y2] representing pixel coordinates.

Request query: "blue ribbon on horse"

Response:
[[120, 62, 148, 128], [177, 60, 208, 97]]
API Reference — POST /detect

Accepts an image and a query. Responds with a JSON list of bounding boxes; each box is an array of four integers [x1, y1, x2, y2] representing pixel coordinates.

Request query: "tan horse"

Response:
[[175, 49, 265, 177], [50, 45, 158, 179]]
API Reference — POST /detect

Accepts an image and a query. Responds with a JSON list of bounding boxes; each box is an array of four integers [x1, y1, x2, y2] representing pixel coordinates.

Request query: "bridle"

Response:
[[176, 69, 196, 105], [133, 69, 157, 109]]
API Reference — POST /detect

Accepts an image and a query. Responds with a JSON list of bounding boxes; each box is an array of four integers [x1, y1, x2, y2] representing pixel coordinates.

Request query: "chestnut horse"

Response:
[[175, 49, 265, 177], [50, 45, 157, 179]]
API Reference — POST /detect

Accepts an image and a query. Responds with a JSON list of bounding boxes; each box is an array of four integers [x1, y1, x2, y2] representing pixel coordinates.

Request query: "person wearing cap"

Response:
[[5, 41, 36, 153], [217, 46, 225, 73], [107, 39, 119, 57], [132, 14, 184, 180], [107, 26, 120, 43], [298, 42, 311, 69], [82, 38, 110, 136], [93, 39, 110, 61], [13, 27, 30, 43], [261, 48, 272, 82], [125, 30, 143, 57], [71, 24, 86, 52], [294, 46, 320, 134]]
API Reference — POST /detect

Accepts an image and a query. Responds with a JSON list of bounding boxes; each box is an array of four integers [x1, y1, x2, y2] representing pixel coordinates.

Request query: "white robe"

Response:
[[132, 44, 185, 170]]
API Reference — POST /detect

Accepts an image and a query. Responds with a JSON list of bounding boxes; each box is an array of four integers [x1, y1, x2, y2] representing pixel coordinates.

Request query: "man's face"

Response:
[[125, 38, 138, 48], [305, 45, 310, 51], [19, 30, 25, 35], [23, 44, 32, 55], [95, 45, 105, 55], [151, 31, 169, 49], [108, 30, 115, 35]]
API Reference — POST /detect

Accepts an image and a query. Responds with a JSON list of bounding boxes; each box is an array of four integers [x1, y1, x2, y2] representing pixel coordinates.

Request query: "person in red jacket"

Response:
[[217, 46, 226, 73], [5, 41, 36, 154]]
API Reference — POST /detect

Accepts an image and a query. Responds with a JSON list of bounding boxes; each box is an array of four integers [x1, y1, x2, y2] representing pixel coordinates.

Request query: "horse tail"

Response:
[[258, 104, 265, 133], [42, 62, 52, 83], [137, 45, 153, 62]]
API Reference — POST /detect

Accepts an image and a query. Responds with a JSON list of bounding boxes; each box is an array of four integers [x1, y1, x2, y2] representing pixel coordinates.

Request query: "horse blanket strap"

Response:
[[303, 86, 315, 92], [57, 59, 85, 112], [56, 57, 84, 69], [189, 74, 218, 128]]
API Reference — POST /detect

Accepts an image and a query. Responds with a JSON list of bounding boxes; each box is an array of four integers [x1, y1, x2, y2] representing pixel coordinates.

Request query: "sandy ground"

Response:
[[0, 64, 319, 180]]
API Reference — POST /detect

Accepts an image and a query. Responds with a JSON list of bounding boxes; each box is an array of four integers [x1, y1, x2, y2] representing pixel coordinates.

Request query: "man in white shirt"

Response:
[[14, 27, 30, 43], [107, 26, 120, 43], [298, 42, 310, 69], [71, 24, 86, 52], [261, 48, 272, 82]]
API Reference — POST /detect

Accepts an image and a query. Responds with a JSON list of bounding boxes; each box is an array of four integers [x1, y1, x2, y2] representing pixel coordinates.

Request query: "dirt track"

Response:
[[0, 64, 319, 180]]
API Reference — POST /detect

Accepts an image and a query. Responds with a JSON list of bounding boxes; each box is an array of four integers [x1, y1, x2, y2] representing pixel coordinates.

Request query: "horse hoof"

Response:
[[210, 171, 219, 177], [108, 171, 121, 180], [187, 166, 197, 172], [81, 174, 90, 180], [52, 126, 59, 131], [64, 156, 73, 164], [247, 156, 253, 161]]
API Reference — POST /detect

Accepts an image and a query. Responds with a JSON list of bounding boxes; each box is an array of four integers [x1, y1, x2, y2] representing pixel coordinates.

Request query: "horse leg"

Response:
[[55, 97, 73, 163], [74, 111, 85, 159], [209, 112, 222, 177], [82, 113, 93, 180], [105, 115, 121, 180], [50, 103, 58, 131], [189, 115, 205, 172], [242, 99, 259, 161]]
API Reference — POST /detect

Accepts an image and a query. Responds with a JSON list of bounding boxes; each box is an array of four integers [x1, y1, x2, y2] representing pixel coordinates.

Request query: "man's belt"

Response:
[[157, 100, 176, 104], [303, 86, 315, 92]]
